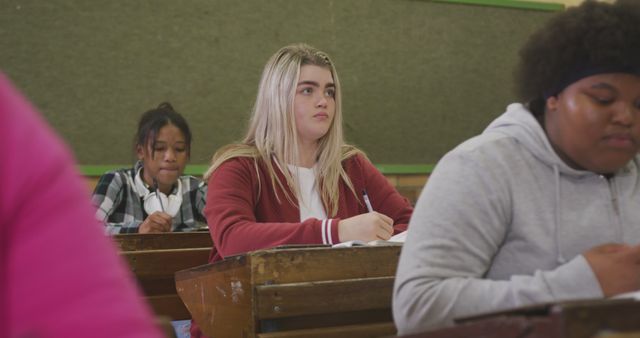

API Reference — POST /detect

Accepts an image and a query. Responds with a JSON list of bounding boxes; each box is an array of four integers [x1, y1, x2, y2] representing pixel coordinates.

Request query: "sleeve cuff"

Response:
[[120, 227, 140, 234], [321, 218, 341, 245], [544, 254, 604, 300]]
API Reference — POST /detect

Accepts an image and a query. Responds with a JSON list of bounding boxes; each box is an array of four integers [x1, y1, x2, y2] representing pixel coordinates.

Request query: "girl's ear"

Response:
[[136, 144, 145, 160], [545, 95, 559, 114]]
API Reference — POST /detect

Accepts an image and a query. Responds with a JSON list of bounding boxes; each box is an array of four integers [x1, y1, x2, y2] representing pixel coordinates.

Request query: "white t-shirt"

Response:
[[288, 164, 327, 221]]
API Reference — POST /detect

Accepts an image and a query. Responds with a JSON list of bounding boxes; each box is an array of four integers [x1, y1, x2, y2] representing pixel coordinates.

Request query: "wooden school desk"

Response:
[[176, 245, 402, 338], [113, 231, 212, 251], [114, 232, 212, 320], [399, 298, 640, 338]]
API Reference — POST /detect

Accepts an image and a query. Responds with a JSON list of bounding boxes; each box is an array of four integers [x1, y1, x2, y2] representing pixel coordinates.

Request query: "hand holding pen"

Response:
[[336, 190, 393, 242], [139, 212, 172, 233]]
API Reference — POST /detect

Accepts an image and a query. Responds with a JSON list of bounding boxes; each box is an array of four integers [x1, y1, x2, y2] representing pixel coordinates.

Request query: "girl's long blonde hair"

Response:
[[204, 43, 362, 216]]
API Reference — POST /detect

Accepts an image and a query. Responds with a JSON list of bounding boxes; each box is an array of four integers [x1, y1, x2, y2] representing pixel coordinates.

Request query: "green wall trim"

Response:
[[81, 165, 124, 176], [431, 0, 564, 11], [375, 164, 435, 175], [80, 164, 434, 176], [184, 165, 211, 176], [80, 165, 210, 176]]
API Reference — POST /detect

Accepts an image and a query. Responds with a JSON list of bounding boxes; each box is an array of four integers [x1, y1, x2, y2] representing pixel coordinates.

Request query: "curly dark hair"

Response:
[[515, 0, 640, 116]]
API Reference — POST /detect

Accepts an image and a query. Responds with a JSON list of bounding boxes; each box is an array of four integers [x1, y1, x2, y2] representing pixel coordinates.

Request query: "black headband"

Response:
[[543, 64, 640, 100]]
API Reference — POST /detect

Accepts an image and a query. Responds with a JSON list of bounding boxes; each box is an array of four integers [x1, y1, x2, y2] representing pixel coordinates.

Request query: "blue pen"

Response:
[[362, 190, 374, 213]]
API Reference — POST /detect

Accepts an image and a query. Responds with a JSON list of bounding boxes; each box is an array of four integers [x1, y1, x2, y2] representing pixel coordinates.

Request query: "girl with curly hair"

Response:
[[394, 0, 640, 334]]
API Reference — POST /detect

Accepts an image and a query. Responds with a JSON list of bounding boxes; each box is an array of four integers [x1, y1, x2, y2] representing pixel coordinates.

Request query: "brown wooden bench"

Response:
[[176, 245, 401, 338], [115, 232, 212, 320]]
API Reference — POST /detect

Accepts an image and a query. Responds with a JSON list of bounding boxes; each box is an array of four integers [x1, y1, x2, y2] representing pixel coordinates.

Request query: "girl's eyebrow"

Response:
[[297, 80, 319, 87], [154, 140, 186, 145], [297, 80, 335, 88], [590, 82, 618, 93]]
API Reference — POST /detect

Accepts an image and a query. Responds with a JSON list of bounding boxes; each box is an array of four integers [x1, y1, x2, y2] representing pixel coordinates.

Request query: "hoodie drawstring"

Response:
[[606, 176, 624, 243], [553, 165, 567, 264]]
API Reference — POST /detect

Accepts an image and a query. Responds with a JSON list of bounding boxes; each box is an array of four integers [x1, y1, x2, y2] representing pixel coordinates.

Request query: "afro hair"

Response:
[[515, 0, 640, 116]]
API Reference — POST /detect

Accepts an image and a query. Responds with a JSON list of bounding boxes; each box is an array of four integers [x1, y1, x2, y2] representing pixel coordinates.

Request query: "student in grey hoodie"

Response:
[[393, 0, 640, 334]]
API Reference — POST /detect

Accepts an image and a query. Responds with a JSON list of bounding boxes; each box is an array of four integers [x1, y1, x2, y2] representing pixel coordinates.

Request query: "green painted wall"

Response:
[[0, 0, 555, 165]]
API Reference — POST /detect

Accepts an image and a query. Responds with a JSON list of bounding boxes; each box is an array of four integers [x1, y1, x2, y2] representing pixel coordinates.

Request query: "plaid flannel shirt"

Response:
[[91, 162, 207, 234]]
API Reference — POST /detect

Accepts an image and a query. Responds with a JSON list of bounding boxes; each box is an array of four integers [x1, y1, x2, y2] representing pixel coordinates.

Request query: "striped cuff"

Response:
[[321, 219, 336, 245]]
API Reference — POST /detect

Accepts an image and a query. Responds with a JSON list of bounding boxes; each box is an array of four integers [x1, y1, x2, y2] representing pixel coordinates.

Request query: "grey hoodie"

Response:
[[393, 103, 640, 335]]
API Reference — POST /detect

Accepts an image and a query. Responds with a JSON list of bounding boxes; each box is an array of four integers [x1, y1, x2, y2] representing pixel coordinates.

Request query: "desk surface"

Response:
[[113, 231, 212, 251], [399, 299, 640, 338]]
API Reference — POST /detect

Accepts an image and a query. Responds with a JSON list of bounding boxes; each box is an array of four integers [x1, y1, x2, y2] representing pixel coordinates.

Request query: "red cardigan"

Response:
[[204, 154, 413, 262]]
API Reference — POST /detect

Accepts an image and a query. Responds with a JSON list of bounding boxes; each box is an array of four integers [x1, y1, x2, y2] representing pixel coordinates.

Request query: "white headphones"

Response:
[[134, 169, 183, 217]]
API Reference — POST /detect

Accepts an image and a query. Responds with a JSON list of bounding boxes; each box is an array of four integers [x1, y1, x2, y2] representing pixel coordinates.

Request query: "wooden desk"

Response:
[[176, 245, 402, 338], [113, 231, 212, 251], [400, 299, 640, 338], [116, 232, 212, 320]]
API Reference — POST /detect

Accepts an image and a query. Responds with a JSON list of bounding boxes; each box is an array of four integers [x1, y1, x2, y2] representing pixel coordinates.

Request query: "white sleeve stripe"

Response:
[[327, 219, 334, 244], [321, 219, 327, 244]]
